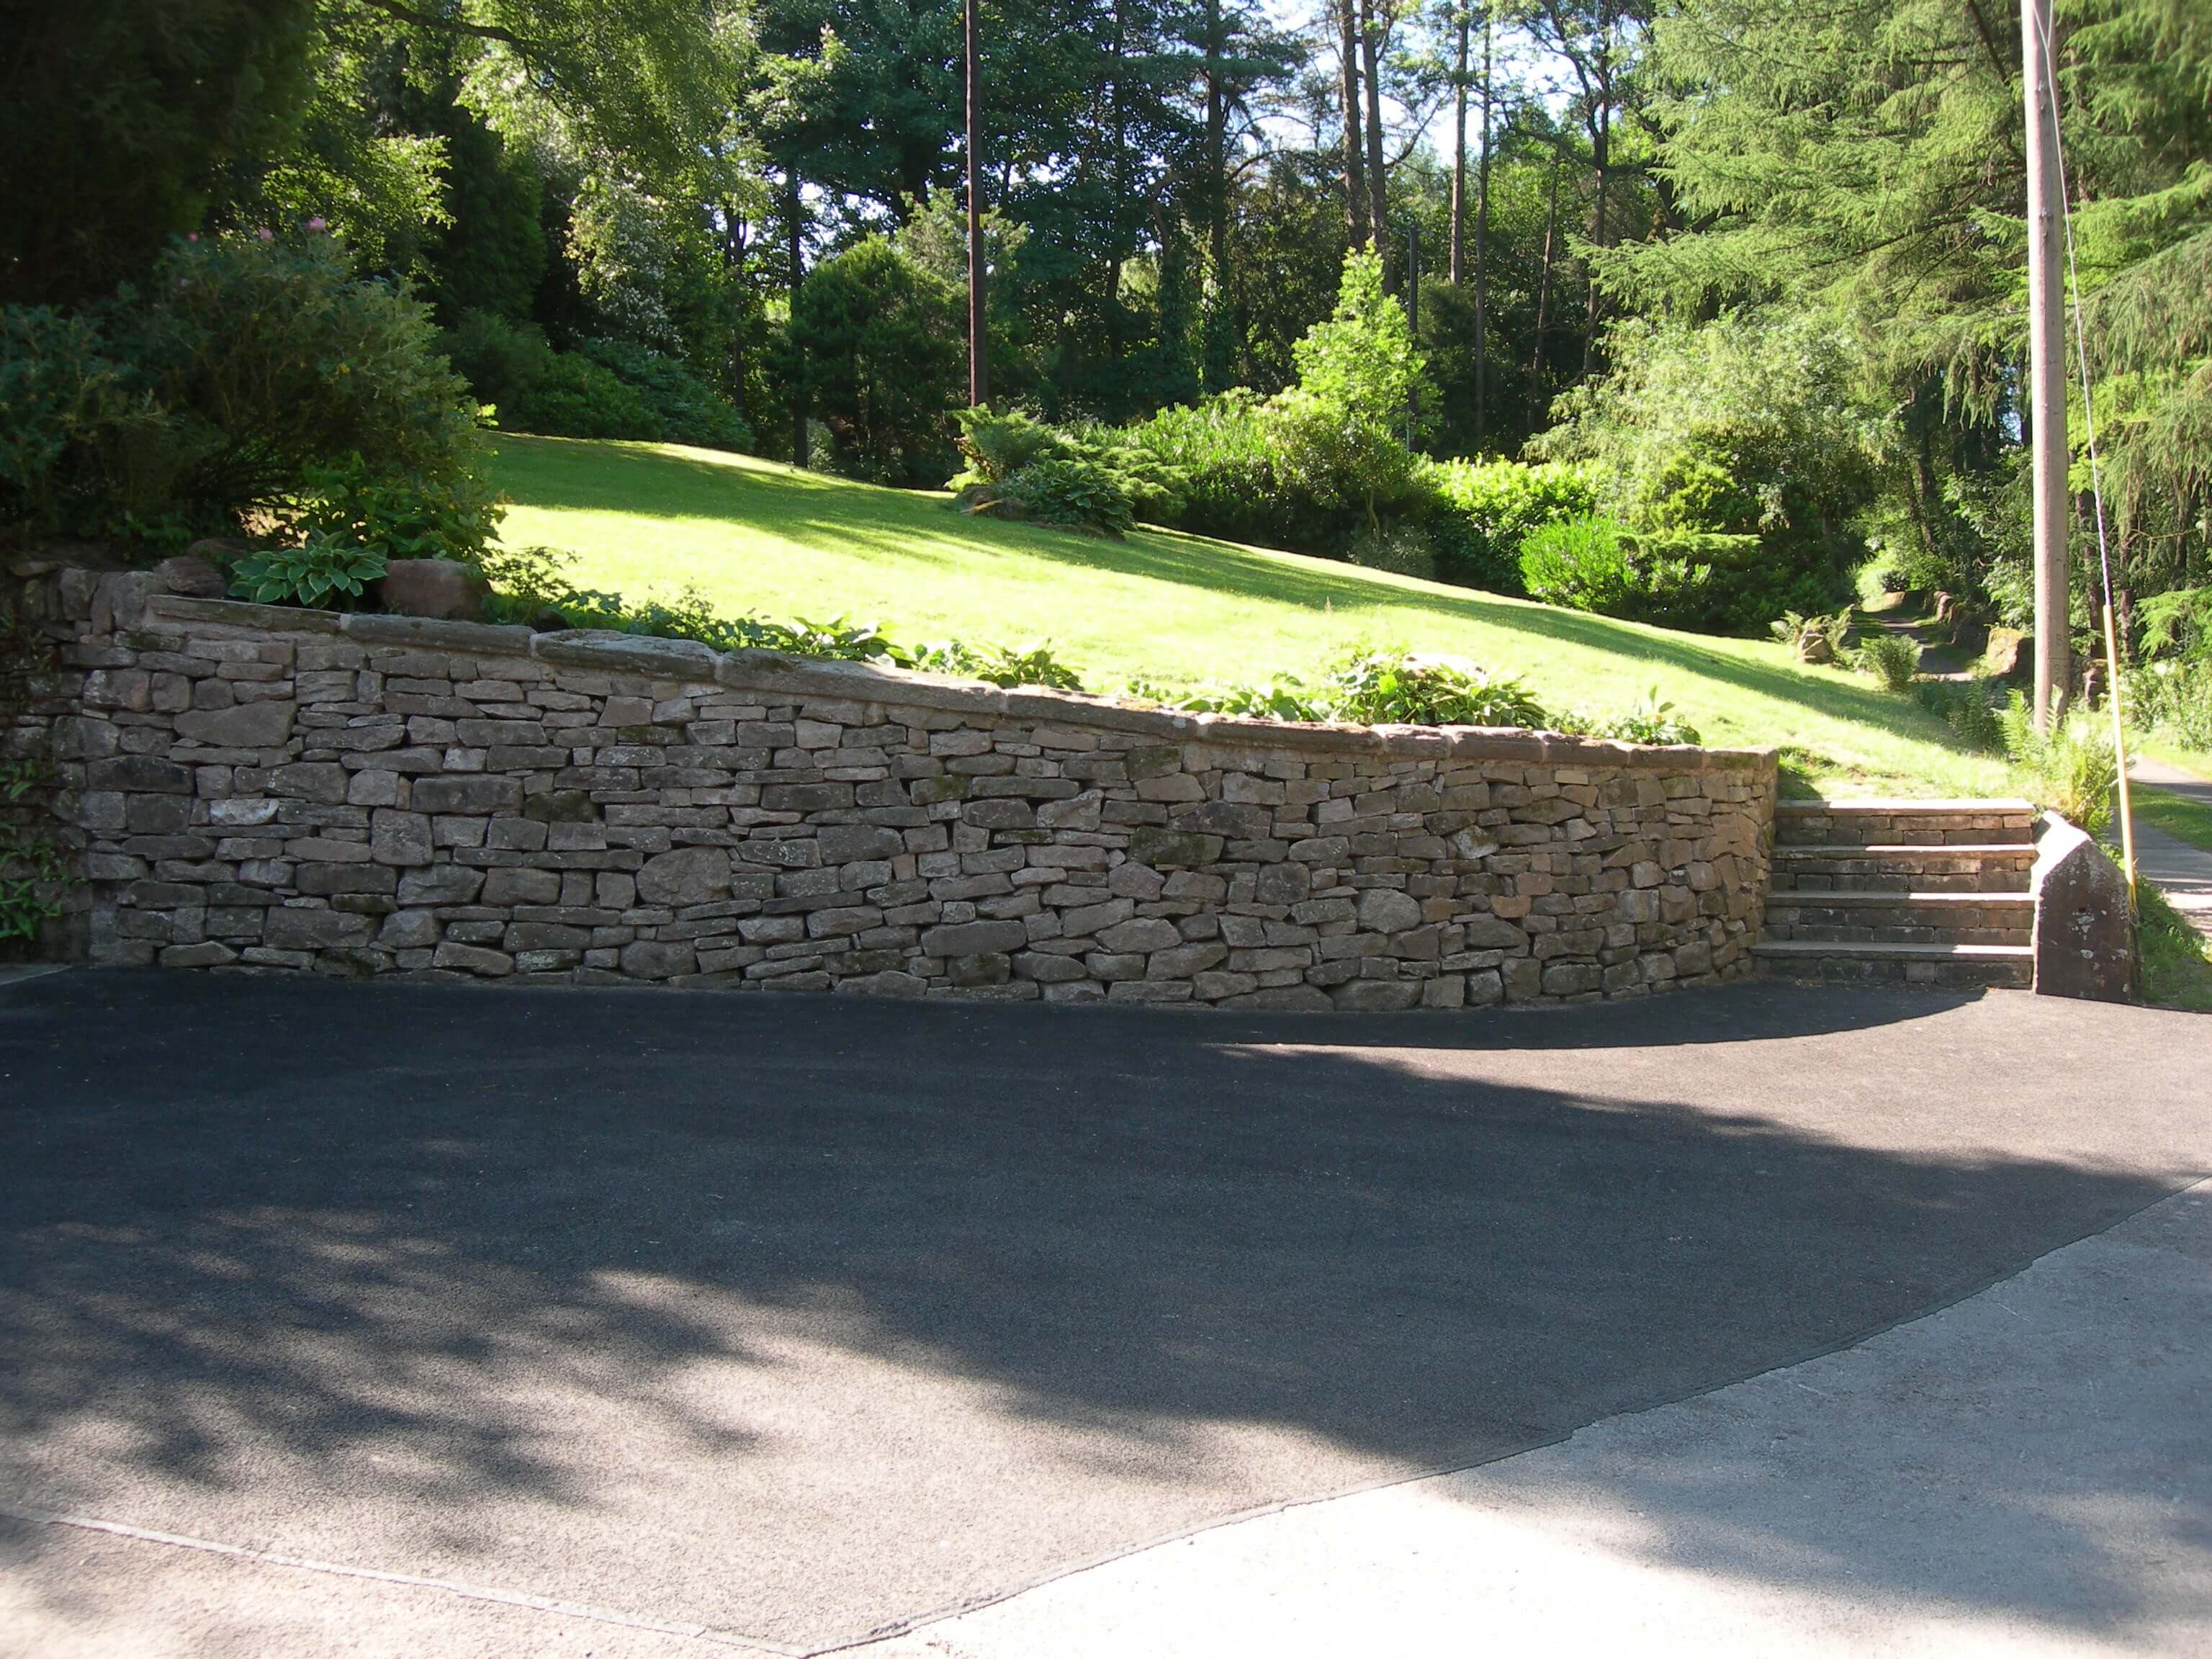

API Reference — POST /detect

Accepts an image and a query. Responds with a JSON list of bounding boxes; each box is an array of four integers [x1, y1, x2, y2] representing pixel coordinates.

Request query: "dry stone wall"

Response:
[[19, 565, 1777, 1009]]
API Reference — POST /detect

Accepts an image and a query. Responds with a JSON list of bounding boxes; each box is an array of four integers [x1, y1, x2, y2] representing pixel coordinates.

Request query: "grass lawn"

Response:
[[487, 433, 2015, 797], [2133, 784, 2212, 854]]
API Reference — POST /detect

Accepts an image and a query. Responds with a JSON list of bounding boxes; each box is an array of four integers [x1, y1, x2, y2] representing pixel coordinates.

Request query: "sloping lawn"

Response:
[[487, 433, 2013, 797]]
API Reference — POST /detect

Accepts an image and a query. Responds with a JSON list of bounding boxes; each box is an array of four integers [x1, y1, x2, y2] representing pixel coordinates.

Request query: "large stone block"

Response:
[[921, 920, 1028, 956], [638, 846, 733, 907], [2030, 816, 2138, 1002], [1355, 888, 1423, 935], [176, 701, 295, 747], [411, 775, 523, 814]]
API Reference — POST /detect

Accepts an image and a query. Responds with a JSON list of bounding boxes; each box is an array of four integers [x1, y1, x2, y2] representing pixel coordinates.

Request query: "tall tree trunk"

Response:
[[1360, 0, 1391, 285], [1581, 94, 1609, 377], [1449, 6, 1468, 287], [1339, 0, 1367, 247], [1107, 0, 1127, 373], [1527, 137, 1563, 430], [1473, 12, 1491, 449], [1204, 0, 1231, 389], [787, 168, 808, 470]]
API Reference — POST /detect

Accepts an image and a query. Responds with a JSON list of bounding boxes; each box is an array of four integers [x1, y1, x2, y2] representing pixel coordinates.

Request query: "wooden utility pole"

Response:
[[788, 170, 809, 469], [2023, 0, 2069, 727], [1473, 11, 1491, 449], [965, 0, 989, 408]]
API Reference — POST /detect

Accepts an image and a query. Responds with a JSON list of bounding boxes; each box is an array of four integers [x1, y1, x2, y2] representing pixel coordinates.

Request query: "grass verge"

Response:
[[486, 434, 2015, 798], [2138, 881, 2212, 1012]]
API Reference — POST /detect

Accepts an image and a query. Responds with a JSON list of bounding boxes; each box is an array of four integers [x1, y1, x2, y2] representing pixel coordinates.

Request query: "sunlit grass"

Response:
[[487, 433, 2016, 797]]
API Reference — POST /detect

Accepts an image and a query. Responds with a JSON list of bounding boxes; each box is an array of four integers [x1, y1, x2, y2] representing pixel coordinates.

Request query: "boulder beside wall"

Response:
[[2031, 814, 2138, 1002]]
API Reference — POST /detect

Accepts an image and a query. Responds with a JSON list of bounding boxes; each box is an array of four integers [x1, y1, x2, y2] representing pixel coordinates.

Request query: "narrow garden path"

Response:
[[2131, 756, 2212, 943]]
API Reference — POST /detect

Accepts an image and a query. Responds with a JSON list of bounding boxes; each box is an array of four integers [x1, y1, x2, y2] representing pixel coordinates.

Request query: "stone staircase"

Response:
[[1753, 800, 2039, 989]]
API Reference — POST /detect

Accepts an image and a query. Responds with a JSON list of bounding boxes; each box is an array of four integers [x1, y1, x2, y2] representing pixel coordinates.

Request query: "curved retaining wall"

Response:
[[20, 567, 1776, 1009]]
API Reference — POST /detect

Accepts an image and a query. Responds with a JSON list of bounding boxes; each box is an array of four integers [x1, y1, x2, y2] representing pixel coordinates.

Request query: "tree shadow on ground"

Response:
[[1, 973, 2203, 1650], [491, 437, 1996, 765]]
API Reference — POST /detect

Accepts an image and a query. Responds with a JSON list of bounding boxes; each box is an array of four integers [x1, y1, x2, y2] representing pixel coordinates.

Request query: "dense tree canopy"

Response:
[[4, 0, 2207, 644]]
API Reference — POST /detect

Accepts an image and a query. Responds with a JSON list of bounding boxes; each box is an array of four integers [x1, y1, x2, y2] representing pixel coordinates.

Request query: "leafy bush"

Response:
[[948, 408, 1070, 485], [2000, 693, 2118, 835], [1770, 608, 1856, 664], [2137, 587, 2212, 662], [1424, 458, 1598, 592], [1321, 649, 1547, 728], [577, 338, 751, 450], [791, 239, 964, 487], [1002, 457, 1137, 536], [228, 538, 387, 608], [1912, 678, 2006, 752], [1854, 631, 1922, 692], [1, 230, 494, 549], [1519, 517, 1802, 633], [1564, 688, 1702, 746], [445, 311, 751, 450], [293, 453, 503, 563], [1118, 650, 1547, 730], [479, 544, 1078, 683], [950, 408, 1179, 536], [1537, 310, 1885, 570], [908, 640, 1084, 690], [2132, 658, 2212, 751], [505, 349, 660, 441]]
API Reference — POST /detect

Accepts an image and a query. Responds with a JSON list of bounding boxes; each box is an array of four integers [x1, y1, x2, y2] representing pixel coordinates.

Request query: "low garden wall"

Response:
[[12, 562, 1778, 1008]]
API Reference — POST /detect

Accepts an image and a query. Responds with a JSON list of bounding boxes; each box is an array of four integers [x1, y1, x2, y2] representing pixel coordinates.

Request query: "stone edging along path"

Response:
[[23, 565, 1778, 1010]]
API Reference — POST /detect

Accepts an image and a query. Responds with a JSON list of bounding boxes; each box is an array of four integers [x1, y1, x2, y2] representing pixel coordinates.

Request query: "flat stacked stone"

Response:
[[20, 568, 1780, 1009]]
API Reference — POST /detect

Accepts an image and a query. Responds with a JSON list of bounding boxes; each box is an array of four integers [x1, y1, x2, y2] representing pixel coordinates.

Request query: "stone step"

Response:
[[1762, 890, 2036, 948], [1751, 939, 2035, 989], [1771, 844, 2037, 895], [1774, 799, 2038, 848]]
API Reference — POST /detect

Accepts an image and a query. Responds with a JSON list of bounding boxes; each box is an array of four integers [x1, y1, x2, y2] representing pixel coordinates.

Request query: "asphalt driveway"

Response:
[[1, 972, 2207, 1654]]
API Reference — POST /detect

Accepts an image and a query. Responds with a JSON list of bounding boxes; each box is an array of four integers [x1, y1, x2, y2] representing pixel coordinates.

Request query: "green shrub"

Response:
[[1, 231, 493, 549], [505, 350, 660, 441], [1519, 516, 1827, 634], [1912, 677, 2006, 751], [1424, 458, 1597, 592], [949, 408, 1071, 485], [577, 338, 751, 450], [1321, 648, 1547, 728], [292, 453, 503, 563], [1770, 608, 1856, 664], [791, 238, 963, 487], [995, 457, 1136, 536], [1855, 631, 1922, 693], [2000, 693, 2118, 835], [2137, 587, 2212, 662], [950, 408, 1179, 536], [2133, 659, 2212, 751], [444, 313, 750, 451], [228, 537, 387, 608], [1565, 688, 1702, 745], [908, 640, 1085, 690], [1118, 650, 1547, 730]]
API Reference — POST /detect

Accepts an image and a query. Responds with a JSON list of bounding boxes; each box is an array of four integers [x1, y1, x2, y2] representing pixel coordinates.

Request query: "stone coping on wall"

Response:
[[145, 595, 1777, 775]]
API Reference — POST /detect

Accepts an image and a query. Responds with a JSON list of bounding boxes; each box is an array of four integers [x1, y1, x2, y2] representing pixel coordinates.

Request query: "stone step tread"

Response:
[[1775, 842, 2037, 857], [1765, 928, 2034, 947], [1752, 940, 2033, 961], [1765, 889, 2036, 907], [1776, 798, 2038, 813]]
